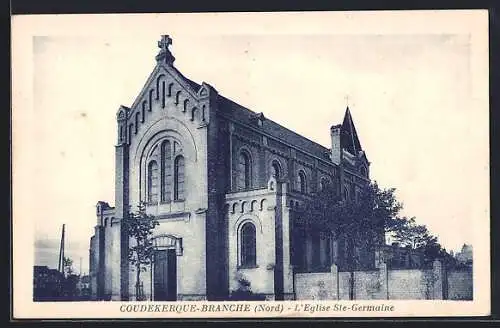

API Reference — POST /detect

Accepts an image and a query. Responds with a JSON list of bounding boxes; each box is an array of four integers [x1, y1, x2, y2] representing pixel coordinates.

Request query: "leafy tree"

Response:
[[122, 201, 159, 301], [392, 217, 438, 249], [390, 216, 459, 268], [63, 257, 74, 277], [299, 181, 403, 299], [301, 181, 402, 263]]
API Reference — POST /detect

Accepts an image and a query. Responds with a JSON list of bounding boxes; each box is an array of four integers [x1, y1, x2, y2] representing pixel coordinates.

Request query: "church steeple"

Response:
[[155, 35, 175, 66], [340, 106, 362, 155], [330, 106, 365, 165]]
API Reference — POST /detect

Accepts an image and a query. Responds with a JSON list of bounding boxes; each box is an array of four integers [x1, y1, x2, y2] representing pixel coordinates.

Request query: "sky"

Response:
[[13, 12, 489, 275]]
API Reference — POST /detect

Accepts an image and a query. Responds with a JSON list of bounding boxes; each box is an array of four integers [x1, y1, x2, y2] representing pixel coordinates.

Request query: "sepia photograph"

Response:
[[12, 10, 489, 318]]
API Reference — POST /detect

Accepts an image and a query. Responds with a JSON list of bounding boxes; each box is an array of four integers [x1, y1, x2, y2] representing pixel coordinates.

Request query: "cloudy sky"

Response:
[[13, 11, 489, 275]]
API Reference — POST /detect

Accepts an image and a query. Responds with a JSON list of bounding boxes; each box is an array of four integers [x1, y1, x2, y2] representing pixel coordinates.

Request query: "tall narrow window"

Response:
[[173, 141, 181, 154], [240, 222, 256, 267], [168, 83, 173, 97], [147, 160, 159, 203], [161, 140, 172, 202], [360, 166, 367, 177], [141, 102, 146, 122], [135, 112, 140, 134], [297, 170, 307, 193], [174, 155, 185, 200], [175, 91, 181, 105], [128, 124, 133, 143], [271, 161, 281, 179], [320, 177, 329, 191], [161, 81, 166, 108], [343, 186, 349, 201], [354, 188, 360, 203], [237, 151, 251, 190]]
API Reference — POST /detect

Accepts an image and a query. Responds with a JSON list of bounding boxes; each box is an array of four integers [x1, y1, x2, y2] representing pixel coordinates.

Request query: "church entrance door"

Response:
[[153, 249, 177, 301]]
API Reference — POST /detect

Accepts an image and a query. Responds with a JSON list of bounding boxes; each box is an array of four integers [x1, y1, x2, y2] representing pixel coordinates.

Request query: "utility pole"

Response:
[[57, 224, 66, 274]]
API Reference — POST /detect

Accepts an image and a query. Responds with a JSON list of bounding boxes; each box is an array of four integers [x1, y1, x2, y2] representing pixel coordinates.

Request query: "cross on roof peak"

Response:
[[158, 35, 173, 52], [156, 34, 175, 65], [344, 95, 350, 107]]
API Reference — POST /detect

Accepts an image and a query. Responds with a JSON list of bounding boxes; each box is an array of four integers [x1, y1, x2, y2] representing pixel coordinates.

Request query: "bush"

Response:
[[228, 275, 266, 301]]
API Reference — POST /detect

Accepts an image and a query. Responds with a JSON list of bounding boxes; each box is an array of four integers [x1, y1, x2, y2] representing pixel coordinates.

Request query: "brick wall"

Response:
[[294, 260, 472, 300], [447, 269, 473, 300]]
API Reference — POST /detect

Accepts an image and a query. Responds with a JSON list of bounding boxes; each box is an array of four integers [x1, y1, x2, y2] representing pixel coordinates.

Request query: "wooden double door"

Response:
[[153, 249, 177, 301]]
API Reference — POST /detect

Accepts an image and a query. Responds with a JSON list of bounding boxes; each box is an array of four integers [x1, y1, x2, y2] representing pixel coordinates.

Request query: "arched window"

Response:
[[240, 222, 256, 267], [350, 184, 356, 202], [174, 155, 185, 200], [320, 177, 329, 191], [161, 140, 172, 202], [360, 166, 367, 177], [119, 126, 124, 142], [271, 161, 281, 179], [128, 124, 133, 142], [190, 107, 197, 121], [342, 186, 349, 201], [146, 139, 185, 204], [237, 151, 251, 190], [148, 89, 154, 111], [297, 170, 307, 193], [173, 141, 182, 154], [141, 102, 146, 122], [175, 91, 181, 105], [147, 160, 159, 203], [168, 83, 174, 97], [161, 81, 166, 108], [135, 112, 140, 134]]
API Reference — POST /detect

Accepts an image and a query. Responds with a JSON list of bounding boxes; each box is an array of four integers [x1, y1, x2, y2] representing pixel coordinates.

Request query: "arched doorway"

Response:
[[152, 235, 182, 301]]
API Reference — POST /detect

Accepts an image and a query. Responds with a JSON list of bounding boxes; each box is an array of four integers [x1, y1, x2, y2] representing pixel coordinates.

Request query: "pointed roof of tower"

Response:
[[340, 106, 362, 154]]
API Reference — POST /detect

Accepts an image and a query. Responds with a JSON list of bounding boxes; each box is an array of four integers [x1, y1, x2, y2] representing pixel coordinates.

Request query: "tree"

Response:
[[301, 181, 402, 264], [60, 257, 79, 299], [300, 181, 403, 299], [390, 216, 459, 268], [122, 201, 159, 301], [63, 257, 74, 276], [392, 217, 438, 249]]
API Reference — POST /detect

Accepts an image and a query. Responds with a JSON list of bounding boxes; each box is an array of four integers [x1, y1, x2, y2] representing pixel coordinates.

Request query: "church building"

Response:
[[89, 35, 374, 301]]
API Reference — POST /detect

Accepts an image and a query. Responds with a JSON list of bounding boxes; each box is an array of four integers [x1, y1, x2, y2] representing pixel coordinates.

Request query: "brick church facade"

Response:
[[89, 35, 375, 301]]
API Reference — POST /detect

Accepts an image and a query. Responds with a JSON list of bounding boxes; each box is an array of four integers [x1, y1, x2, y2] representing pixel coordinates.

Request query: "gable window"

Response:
[[237, 151, 251, 190], [147, 160, 159, 203], [297, 170, 307, 193], [174, 155, 185, 200], [240, 222, 257, 267]]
